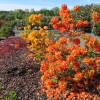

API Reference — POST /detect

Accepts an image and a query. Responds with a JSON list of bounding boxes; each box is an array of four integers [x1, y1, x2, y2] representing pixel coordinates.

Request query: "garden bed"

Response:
[[0, 36, 100, 100]]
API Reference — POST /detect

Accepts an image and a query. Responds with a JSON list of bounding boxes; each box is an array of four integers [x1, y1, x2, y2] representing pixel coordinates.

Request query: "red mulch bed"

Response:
[[0, 37, 46, 100]]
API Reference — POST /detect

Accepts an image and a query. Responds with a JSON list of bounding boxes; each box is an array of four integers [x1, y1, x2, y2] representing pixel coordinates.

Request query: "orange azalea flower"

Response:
[[93, 41, 100, 52], [96, 57, 100, 67], [79, 47, 87, 55], [90, 36, 96, 44], [55, 88, 61, 94], [46, 89, 56, 98], [92, 11, 100, 22], [70, 92, 77, 97], [67, 92, 77, 100], [81, 91, 87, 95], [51, 17, 59, 25], [47, 55, 54, 61], [61, 61, 68, 69], [82, 57, 94, 65], [76, 20, 83, 28], [66, 55, 74, 64], [40, 66, 47, 73], [87, 37, 96, 48], [83, 20, 89, 27], [54, 66, 62, 72], [66, 38, 72, 44], [46, 46, 54, 53], [55, 51, 62, 59], [44, 71, 51, 78], [86, 42, 92, 48], [73, 5, 80, 11], [40, 61, 49, 73], [80, 92, 88, 98], [54, 96, 59, 100], [53, 24, 59, 30], [45, 79, 53, 89], [69, 45, 78, 51], [59, 37, 67, 44], [61, 4, 68, 10], [74, 72, 83, 81], [71, 49, 80, 57], [60, 26, 66, 33], [59, 4, 69, 17], [58, 81, 67, 91]]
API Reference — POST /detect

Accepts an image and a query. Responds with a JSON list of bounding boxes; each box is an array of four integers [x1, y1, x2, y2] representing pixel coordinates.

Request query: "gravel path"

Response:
[[0, 37, 46, 100]]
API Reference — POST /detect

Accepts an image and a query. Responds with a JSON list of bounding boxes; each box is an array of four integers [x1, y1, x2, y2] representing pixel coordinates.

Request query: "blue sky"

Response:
[[0, 0, 100, 11]]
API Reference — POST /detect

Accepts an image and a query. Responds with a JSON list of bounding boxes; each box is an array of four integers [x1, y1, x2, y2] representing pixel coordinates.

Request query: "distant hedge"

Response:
[[0, 21, 16, 37]]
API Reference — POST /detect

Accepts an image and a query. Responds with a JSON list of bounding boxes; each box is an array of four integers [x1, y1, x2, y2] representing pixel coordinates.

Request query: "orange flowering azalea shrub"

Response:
[[26, 29, 53, 53], [19, 4, 100, 99], [40, 4, 100, 99], [40, 36, 100, 99], [20, 14, 54, 60]]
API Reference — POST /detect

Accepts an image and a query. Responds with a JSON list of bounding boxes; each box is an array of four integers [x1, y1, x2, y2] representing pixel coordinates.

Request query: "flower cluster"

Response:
[[76, 20, 89, 28], [29, 14, 43, 25], [24, 25, 31, 31], [23, 28, 52, 53], [82, 34, 100, 52], [51, 4, 89, 34], [92, 11, 100, 23]]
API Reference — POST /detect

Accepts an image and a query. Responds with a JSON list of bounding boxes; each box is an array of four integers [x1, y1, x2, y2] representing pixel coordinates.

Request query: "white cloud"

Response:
[[0, 3, 52, 11]]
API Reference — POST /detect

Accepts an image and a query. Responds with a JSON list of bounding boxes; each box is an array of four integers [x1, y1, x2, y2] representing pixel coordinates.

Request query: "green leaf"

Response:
[[4, 96, 8, 100], [51, 78, 58, 83], [67, 68, 74, 77], [78, 55, 83, 59], [87, 49, 96, 57], [8, 91, 16, 100], [35, 54, 41, 59], [88, 66, 91, 70], [67, 80, 72, 84]]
